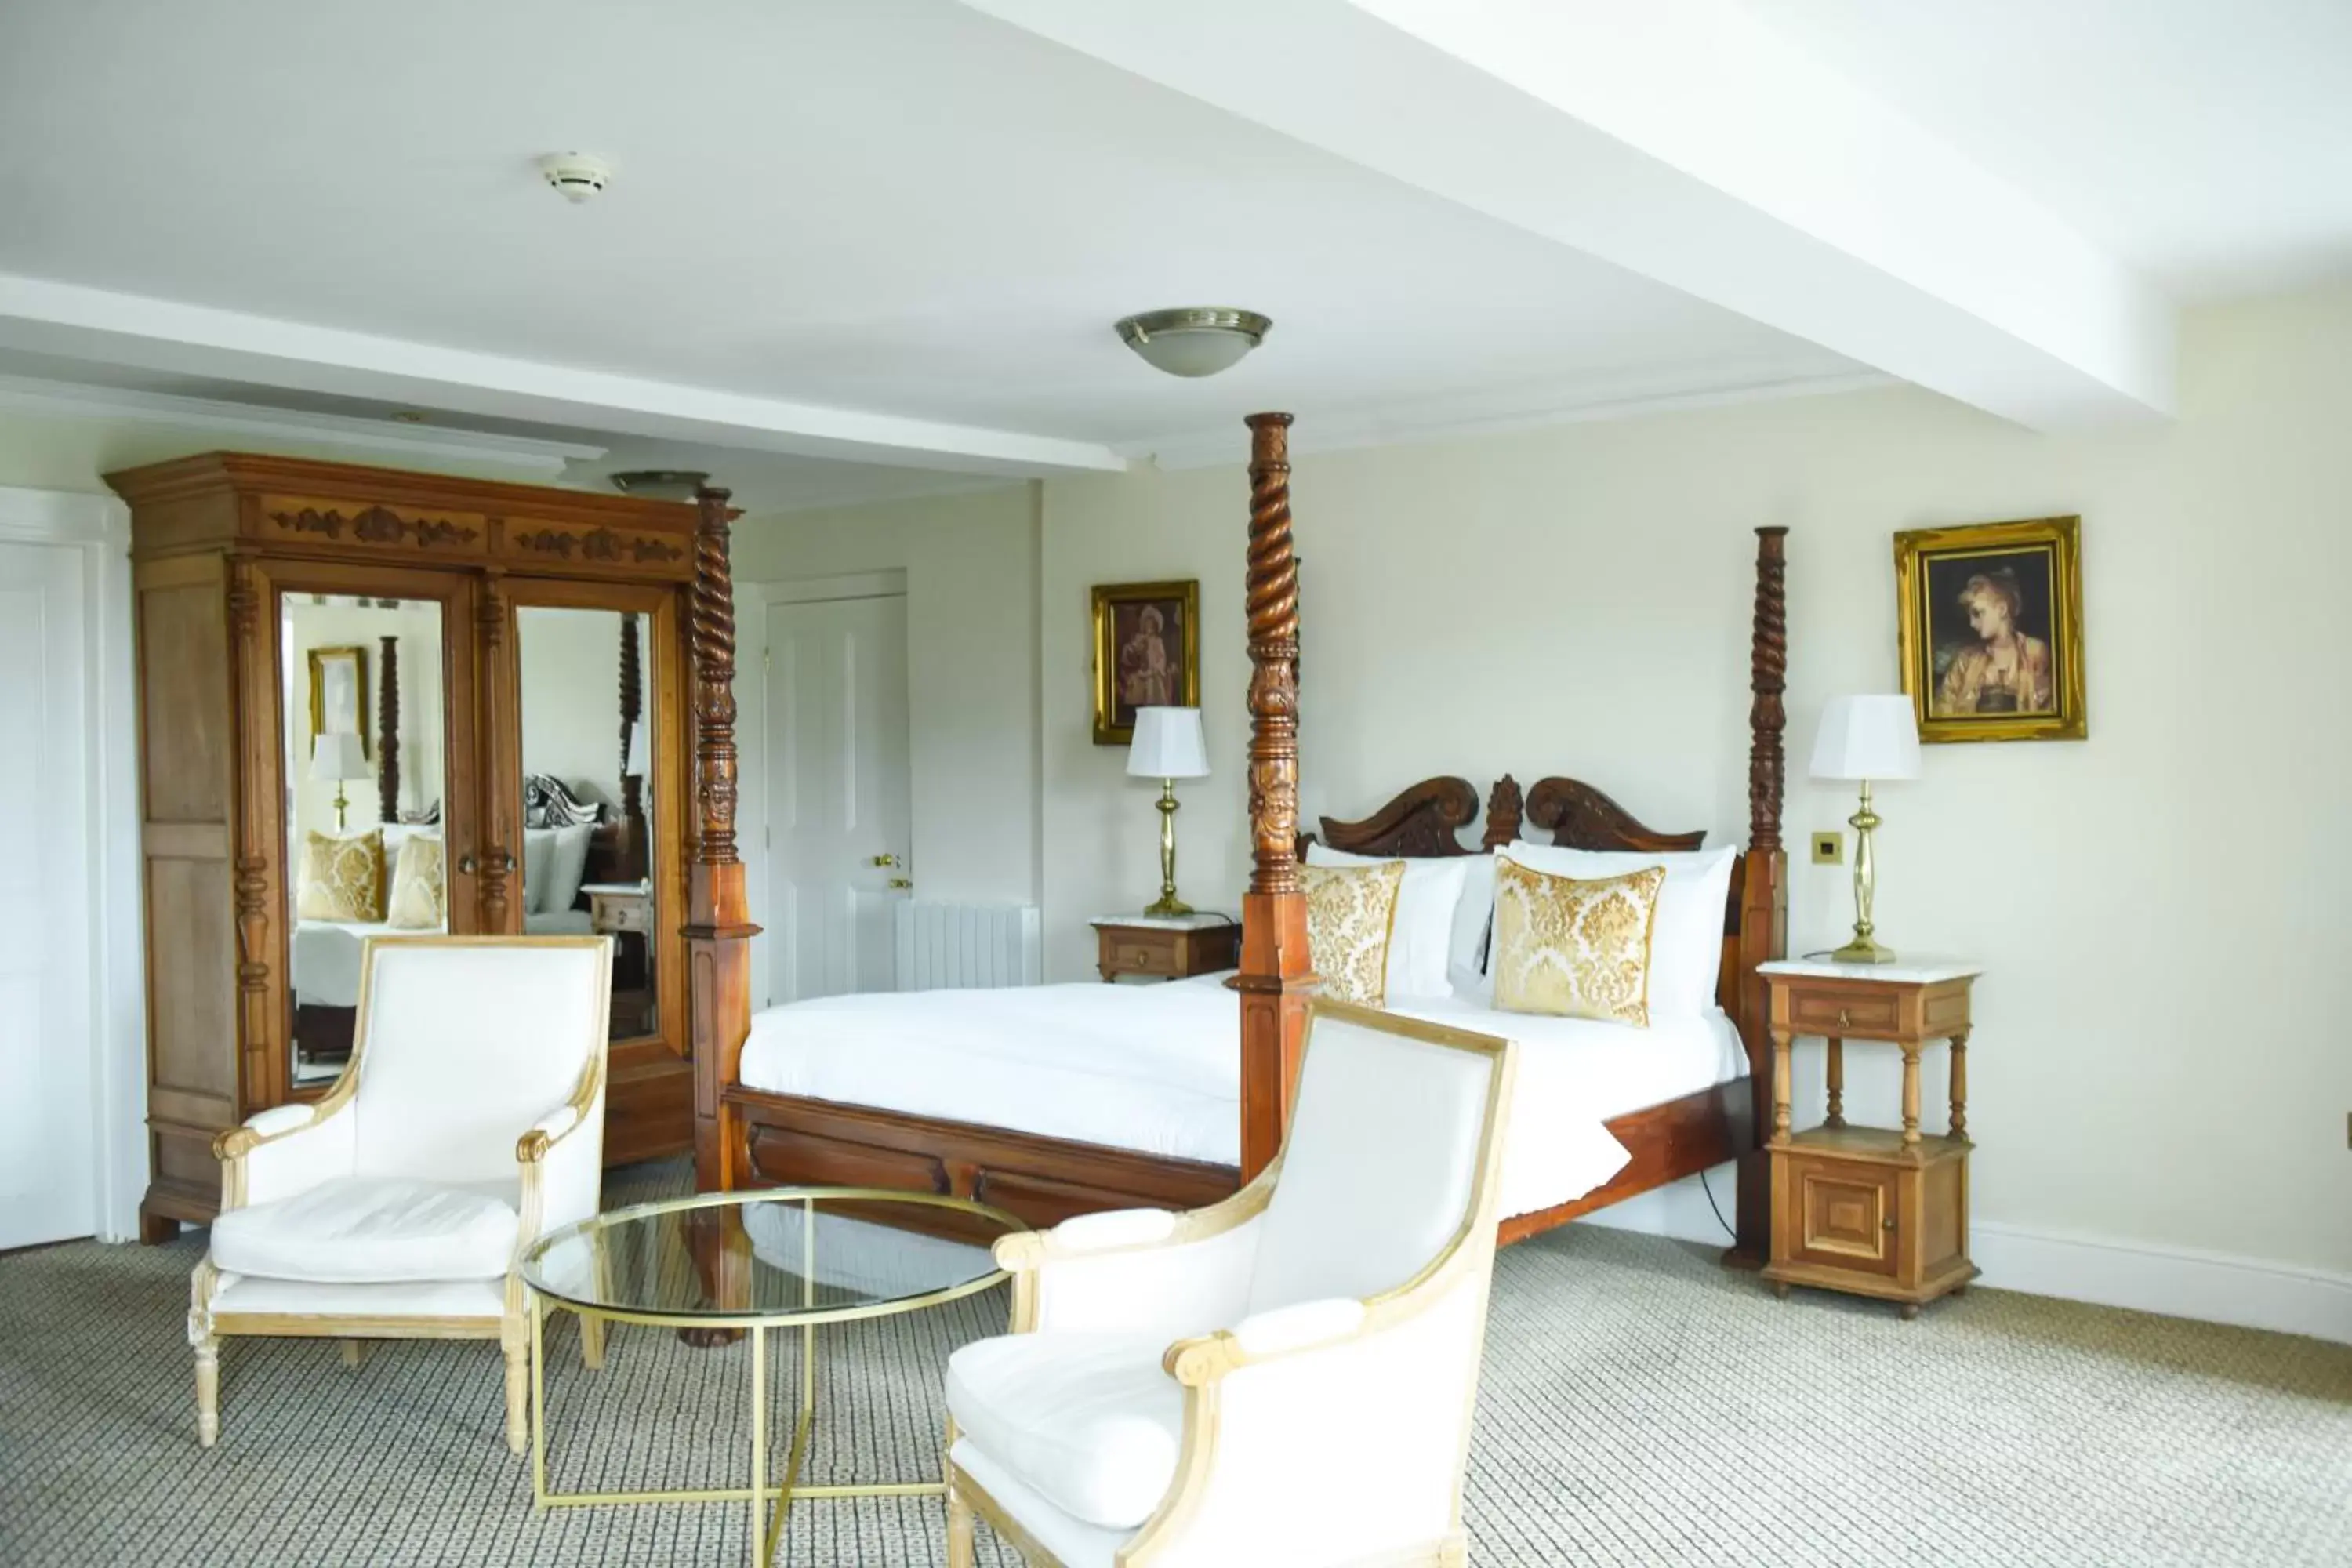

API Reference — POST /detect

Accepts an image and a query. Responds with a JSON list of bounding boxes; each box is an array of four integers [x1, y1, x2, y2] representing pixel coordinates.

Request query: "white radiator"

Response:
[[892, 902, 1043, 991]]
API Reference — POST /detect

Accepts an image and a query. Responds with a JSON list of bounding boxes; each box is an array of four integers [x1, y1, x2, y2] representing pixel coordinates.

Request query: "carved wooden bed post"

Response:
[[618, 611, 646, 880], [687, 485, 760, 1192], [1727, 524, 1789, 1267], [376, 633, 400, 822], [1236, 413, 1316, 1181]]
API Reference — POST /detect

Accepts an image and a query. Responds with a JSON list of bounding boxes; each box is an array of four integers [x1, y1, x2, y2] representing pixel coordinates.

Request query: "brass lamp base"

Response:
[[1144, 779, 1191, 918], [1829, 934, 1899, 964], [1142, 893, 1195, 918]]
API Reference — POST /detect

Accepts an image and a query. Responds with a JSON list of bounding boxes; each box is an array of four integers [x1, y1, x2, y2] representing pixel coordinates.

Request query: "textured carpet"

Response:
[[2, 1159, 2346, 1567]]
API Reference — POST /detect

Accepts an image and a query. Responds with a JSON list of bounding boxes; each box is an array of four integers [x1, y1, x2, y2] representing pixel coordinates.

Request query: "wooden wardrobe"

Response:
[[111, 452, 713, 1240]]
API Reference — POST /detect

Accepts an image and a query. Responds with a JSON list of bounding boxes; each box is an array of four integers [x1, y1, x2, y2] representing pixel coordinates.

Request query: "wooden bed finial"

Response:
[[376, 633, 400, 823], [1236, 412, 1314, 1181], [1748, 526, 1788, 853]]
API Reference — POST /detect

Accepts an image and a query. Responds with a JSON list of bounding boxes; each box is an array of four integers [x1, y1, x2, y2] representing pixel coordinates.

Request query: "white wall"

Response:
[[731, 486, 1043, 989], [1030, 283, 2352, 1299], [516, 604, 630, 806]]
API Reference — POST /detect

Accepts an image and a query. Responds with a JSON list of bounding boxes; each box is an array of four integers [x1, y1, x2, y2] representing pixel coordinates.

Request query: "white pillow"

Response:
[[521, 828, 556, 915], [1304, 843, 1465, 1000], [1451, 852, 1497, 977], [546, 822, 595, 916], [1498, 840, 1740, 1017]]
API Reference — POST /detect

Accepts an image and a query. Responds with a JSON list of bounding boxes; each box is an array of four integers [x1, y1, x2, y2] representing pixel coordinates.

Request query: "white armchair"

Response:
[[188, 935, 612, 1454], [945, 1000, 1518, 1568]]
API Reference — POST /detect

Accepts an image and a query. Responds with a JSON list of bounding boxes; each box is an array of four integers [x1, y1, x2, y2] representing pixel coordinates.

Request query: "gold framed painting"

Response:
[[1895, 516, 2085, 743], [1091, 579, 1200, 745], [308, 644, 371, 753]]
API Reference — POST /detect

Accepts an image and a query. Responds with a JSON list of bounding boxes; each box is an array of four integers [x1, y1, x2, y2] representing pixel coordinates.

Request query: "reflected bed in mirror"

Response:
[[517, 605, 659, 1043], [280, 592, 448, 1086]]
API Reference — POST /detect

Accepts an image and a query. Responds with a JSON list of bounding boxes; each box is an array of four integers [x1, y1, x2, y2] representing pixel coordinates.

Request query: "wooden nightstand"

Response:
[[1759, 958, 1982, 1319], [1090, 914, 1241, 983]]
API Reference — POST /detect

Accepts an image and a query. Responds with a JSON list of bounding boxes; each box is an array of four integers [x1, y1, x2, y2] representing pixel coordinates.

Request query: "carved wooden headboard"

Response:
[[1296, 775, 1522, 860]]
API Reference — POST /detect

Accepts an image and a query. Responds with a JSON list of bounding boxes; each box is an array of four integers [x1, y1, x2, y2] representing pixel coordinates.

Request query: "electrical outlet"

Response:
[[1810, 831, 1844, 866]]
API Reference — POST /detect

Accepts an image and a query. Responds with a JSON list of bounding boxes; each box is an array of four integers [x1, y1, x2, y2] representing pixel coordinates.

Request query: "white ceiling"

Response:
[[0, 0, 2344, 507], [1764, 0, 2352, 302]]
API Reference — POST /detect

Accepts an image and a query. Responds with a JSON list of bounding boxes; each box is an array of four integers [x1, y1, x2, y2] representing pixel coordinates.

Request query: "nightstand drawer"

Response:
[[1784, 985, 1903, 1036], [1788, 1156, 1899, 1277], [1111, 938, 1178, 977]]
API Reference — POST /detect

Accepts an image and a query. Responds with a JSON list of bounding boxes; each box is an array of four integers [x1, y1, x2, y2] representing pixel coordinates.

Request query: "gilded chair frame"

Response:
[[946, 1000, 1518, 1568], [187, 935, 612, 1454]]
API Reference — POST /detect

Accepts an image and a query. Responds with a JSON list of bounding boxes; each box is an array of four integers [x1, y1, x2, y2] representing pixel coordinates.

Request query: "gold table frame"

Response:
[[524, 1186, 1024, 1567]]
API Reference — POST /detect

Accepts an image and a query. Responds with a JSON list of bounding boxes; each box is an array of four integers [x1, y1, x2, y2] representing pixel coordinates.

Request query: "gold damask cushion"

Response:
[[296, 829, 384, 922], [383, 834, 446, 930], [1491, 857, 1666, 1025], [1301, 860, 1406, 1006]]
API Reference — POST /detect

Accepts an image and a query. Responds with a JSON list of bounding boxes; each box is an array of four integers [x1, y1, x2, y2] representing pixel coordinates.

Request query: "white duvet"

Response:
[[736, 975, 1747, 1221]]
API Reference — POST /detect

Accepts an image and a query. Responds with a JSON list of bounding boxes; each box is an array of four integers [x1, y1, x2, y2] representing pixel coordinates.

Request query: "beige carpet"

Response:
[[2, 1159, 2345, 1566]]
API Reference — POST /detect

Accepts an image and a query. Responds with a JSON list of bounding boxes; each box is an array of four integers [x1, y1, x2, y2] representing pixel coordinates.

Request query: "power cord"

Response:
[[1699, 1166, 1737, 1241]]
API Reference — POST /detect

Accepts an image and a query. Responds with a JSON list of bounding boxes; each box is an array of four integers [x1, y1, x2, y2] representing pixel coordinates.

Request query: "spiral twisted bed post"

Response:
[[1236, 412, 1316, 1181], [688, 485, 758, 1198]]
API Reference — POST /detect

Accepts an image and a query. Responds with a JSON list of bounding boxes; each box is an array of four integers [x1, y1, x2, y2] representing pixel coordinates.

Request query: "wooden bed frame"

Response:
[[679, 414, 1789, 1261]]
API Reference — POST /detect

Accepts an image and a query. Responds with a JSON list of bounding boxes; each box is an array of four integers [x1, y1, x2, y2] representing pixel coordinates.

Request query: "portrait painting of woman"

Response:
[[1091, 579, 1200, 743], [1896, 517, 2085, 743]]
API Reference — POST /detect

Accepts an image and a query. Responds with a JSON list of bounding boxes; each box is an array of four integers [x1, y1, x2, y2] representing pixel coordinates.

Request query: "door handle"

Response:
[[887, 877, 913, 890], [870, 854, 901, 868]]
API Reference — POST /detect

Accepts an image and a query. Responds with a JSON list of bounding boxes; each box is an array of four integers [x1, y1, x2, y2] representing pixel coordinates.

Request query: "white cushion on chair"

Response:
[[209, 1176, 518, 1283], [946, 1331, 1183, 1530]]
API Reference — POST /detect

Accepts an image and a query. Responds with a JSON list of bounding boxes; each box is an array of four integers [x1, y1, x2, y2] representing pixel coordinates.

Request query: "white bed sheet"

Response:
[[735, 976, 1747, 1221], [291, 920, 384, 1010]]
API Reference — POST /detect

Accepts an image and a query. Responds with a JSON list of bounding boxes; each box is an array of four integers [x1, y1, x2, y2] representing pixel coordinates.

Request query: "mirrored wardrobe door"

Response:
[[272, 571, 477, 1095], [511, 598, 668, 1046]]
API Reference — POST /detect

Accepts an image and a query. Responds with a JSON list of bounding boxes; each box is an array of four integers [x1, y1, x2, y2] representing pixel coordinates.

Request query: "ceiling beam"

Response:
[[963, 0, 2176, 429], [0, 274, 1130, 476]]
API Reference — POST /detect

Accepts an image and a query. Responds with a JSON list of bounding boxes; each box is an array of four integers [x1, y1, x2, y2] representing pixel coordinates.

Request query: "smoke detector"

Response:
[[538, 152, 612, 204]]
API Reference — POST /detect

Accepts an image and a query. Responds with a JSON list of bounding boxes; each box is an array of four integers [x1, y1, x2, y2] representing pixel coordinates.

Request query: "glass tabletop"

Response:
[[521, 1187, 1028, 1326]]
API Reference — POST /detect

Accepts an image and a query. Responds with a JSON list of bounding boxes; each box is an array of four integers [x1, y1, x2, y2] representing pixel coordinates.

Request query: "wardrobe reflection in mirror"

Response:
[[280, 593, 448, 1087], [516, 605, 658, 1041]]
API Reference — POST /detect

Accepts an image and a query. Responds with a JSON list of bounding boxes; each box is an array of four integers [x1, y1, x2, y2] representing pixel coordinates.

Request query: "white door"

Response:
[[0, 543, 96, 1249], [766, 593, 912, 1002]]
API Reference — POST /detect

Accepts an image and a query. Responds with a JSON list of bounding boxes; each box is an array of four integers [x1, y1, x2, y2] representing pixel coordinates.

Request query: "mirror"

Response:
[[279, 592, 448, 1087], [516, 605, 657, 1043]]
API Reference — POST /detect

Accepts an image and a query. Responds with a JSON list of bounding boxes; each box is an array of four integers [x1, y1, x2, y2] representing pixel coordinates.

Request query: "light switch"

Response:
[[1810, 831, 1844, 866]]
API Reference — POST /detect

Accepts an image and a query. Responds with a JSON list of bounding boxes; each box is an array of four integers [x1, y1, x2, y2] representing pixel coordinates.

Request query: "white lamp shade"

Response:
[[310, 731, 372, 783], [1127, 706, 1210, 779], [1809, 695, 1922, 782], [625, 718, 649, 779]]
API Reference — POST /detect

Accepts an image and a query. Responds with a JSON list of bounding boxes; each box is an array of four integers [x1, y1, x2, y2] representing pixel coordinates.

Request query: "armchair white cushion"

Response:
[[188, 936, 612, 1454], [946, 1000, 1517, 1568]]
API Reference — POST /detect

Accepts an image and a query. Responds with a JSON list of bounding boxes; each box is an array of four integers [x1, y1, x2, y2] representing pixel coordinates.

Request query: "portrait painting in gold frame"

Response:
[[1091, 579, 1200, 745], [1895, 516, 2085, 743], [307, 644, 371, 755]]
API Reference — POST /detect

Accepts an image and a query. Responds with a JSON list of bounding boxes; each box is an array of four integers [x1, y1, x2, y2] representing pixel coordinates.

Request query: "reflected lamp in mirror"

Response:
[[1126, 706, 1209, 918], [310, 731, 372, 833], [1809, 695, 1922, 964]]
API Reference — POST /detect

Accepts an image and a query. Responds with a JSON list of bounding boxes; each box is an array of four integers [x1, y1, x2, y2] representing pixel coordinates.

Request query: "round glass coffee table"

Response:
[[521, 1187, 1026, 1567]]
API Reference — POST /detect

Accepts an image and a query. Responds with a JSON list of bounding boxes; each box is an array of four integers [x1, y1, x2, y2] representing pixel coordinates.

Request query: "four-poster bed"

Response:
[[681, 415, 1788, 1259]]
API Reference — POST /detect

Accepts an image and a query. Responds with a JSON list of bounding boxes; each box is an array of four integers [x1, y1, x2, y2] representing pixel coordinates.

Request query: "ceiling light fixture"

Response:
[[1115, 307, 1272, 378], [609, 470, 711, 501], [539, 151, 613, 204]]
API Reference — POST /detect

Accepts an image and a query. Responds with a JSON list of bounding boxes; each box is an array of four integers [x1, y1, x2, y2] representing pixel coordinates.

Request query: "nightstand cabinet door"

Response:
[[1788, 1156, 1900, 1278]]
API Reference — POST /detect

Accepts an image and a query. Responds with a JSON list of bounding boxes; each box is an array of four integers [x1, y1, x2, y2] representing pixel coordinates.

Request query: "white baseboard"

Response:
[[1570, 1172, 2352, 1345]]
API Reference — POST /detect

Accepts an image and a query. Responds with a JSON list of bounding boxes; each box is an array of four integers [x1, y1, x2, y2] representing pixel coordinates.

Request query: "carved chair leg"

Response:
[[501, 1328, 529, 1455], [194, 1336, 220, 1448], [339, 1338, 367, 1370]]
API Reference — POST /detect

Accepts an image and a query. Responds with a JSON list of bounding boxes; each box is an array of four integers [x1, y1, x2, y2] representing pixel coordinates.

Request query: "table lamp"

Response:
[[1127, 706, 1209, 917], [1809, 695, 1921, 964], [310, 731, 372, 833]]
